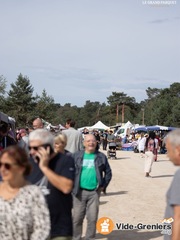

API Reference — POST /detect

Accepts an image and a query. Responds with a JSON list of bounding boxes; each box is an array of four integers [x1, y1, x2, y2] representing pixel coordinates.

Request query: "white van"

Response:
[[114, 121, 133, 139], [114, 126, 131, 138]]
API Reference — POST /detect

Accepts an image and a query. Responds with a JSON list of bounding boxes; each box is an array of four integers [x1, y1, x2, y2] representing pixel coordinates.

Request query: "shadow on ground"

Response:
[[152, 175, 174, 178], [155, 160, 169, 162], [99, 201, 109, 205], [95, 229, 163, 240], [110, 157, 131, 161], [101, 191, 128, 197]]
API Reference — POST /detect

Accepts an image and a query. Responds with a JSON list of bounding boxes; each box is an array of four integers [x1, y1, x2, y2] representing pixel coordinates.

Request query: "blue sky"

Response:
[[0, 0, 179, 106]]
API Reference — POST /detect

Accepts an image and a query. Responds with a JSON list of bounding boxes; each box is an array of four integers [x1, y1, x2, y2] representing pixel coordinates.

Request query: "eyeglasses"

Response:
[[0, 162, 17, 170], [28, 146, 40, 151], [28, 144, 49, 151]]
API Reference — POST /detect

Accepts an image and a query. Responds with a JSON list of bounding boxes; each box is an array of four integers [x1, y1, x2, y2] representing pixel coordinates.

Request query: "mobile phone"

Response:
[[35, 155, 40, 163], [35, 144, 54, 164], [43, 144, 54, 155]]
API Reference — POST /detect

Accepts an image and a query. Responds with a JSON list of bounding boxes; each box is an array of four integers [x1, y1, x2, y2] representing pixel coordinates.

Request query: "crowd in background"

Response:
[[0, 117, 178, 240], [0, 118, 112, 240]]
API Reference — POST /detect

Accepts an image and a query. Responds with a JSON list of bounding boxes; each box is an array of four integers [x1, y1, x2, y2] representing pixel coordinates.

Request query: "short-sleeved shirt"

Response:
[[47, 153, 75, 237], [107, 134, 115, 142], [80, 153, 98, 190], [27, 153, 75, 238], [164, 168, 180, 240]]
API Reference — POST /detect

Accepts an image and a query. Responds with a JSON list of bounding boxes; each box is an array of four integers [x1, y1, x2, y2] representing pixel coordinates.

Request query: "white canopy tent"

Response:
[[89, 121, 109, 130], [122, 121, 133, 128]]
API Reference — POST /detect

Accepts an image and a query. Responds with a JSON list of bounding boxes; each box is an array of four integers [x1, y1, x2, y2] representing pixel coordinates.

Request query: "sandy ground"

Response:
[[82, 148, 177, 240]]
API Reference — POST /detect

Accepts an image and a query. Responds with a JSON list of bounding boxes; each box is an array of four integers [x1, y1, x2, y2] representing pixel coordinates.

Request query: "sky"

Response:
[[0, 0, 179, 107]]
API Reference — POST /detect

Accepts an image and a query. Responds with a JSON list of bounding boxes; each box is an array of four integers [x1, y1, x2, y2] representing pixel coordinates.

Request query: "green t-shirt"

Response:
[[80, 152, 98, 190]]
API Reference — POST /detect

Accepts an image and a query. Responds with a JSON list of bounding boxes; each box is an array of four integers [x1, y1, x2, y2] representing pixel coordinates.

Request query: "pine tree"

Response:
[[6, 73, 35, 126], [34, 89, 58, 122]]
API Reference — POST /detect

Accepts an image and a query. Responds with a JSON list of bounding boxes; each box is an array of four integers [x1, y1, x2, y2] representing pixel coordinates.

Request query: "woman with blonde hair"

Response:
[[54, 133, 71, 155]]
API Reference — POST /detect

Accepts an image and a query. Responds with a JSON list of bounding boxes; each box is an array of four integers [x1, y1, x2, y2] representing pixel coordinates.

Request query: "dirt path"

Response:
[[84, 149, 177, 240]]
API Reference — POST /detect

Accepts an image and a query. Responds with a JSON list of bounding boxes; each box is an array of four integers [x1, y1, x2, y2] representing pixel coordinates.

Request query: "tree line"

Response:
[[0, 74, 180, 128]]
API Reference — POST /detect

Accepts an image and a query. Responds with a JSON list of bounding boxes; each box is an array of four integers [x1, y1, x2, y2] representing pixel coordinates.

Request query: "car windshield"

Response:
[[117, 128, 125, 134]]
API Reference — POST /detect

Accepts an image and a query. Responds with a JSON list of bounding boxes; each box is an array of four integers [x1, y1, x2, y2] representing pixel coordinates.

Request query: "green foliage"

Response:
[[0, 75, 7, 112], [144, 83, 180, 127], [107, 92, 138, 124], [6, 74, 36, 126], [146, 87, 161, 100], [1, 73, 180, 128], [0, 75, 7, 95], [33, 89, 58, 123], [79, 101, 101, 126], [98, 103, 111, 126]]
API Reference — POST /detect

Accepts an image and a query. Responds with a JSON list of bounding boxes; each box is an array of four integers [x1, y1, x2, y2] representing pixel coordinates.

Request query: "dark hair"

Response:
[[145, 131, 156, 148], [66, 118, 76, 127], [0, 145, 32, 176], [0, 122, 8, 134]]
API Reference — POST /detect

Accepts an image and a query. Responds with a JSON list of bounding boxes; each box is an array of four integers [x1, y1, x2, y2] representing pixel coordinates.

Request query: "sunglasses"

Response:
[[28, 146, 40, 151], [0, 162, 17, 170], [28, 144, 50, 151]]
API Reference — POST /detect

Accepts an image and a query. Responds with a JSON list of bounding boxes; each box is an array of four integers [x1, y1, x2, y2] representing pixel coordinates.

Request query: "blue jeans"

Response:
[[73, 189, 100, 240]]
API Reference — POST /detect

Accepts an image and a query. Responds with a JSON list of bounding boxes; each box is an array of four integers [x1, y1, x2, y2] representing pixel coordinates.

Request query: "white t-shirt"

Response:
[[154, 138, 158, 149], [138, 137, 146, 152]]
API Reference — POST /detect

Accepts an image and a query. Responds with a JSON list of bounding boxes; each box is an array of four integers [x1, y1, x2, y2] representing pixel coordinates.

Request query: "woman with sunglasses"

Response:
[[0, 145, 50, 240]]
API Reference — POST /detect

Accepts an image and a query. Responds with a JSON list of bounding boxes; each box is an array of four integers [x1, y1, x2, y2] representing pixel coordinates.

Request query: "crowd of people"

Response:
[[0, 118, 112, 240], [0, 117, 180, 240]]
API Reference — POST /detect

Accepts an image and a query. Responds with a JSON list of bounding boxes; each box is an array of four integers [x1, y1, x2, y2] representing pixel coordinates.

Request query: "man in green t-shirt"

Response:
[[73, 134, 112, 240]]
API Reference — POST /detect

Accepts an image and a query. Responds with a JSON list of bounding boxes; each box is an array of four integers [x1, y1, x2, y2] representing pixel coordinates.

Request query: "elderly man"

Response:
[[73, 134, 112, 240], [164, 129, 180, 240], [28, 129, 75, 240], [32, 117, 44, 129]]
